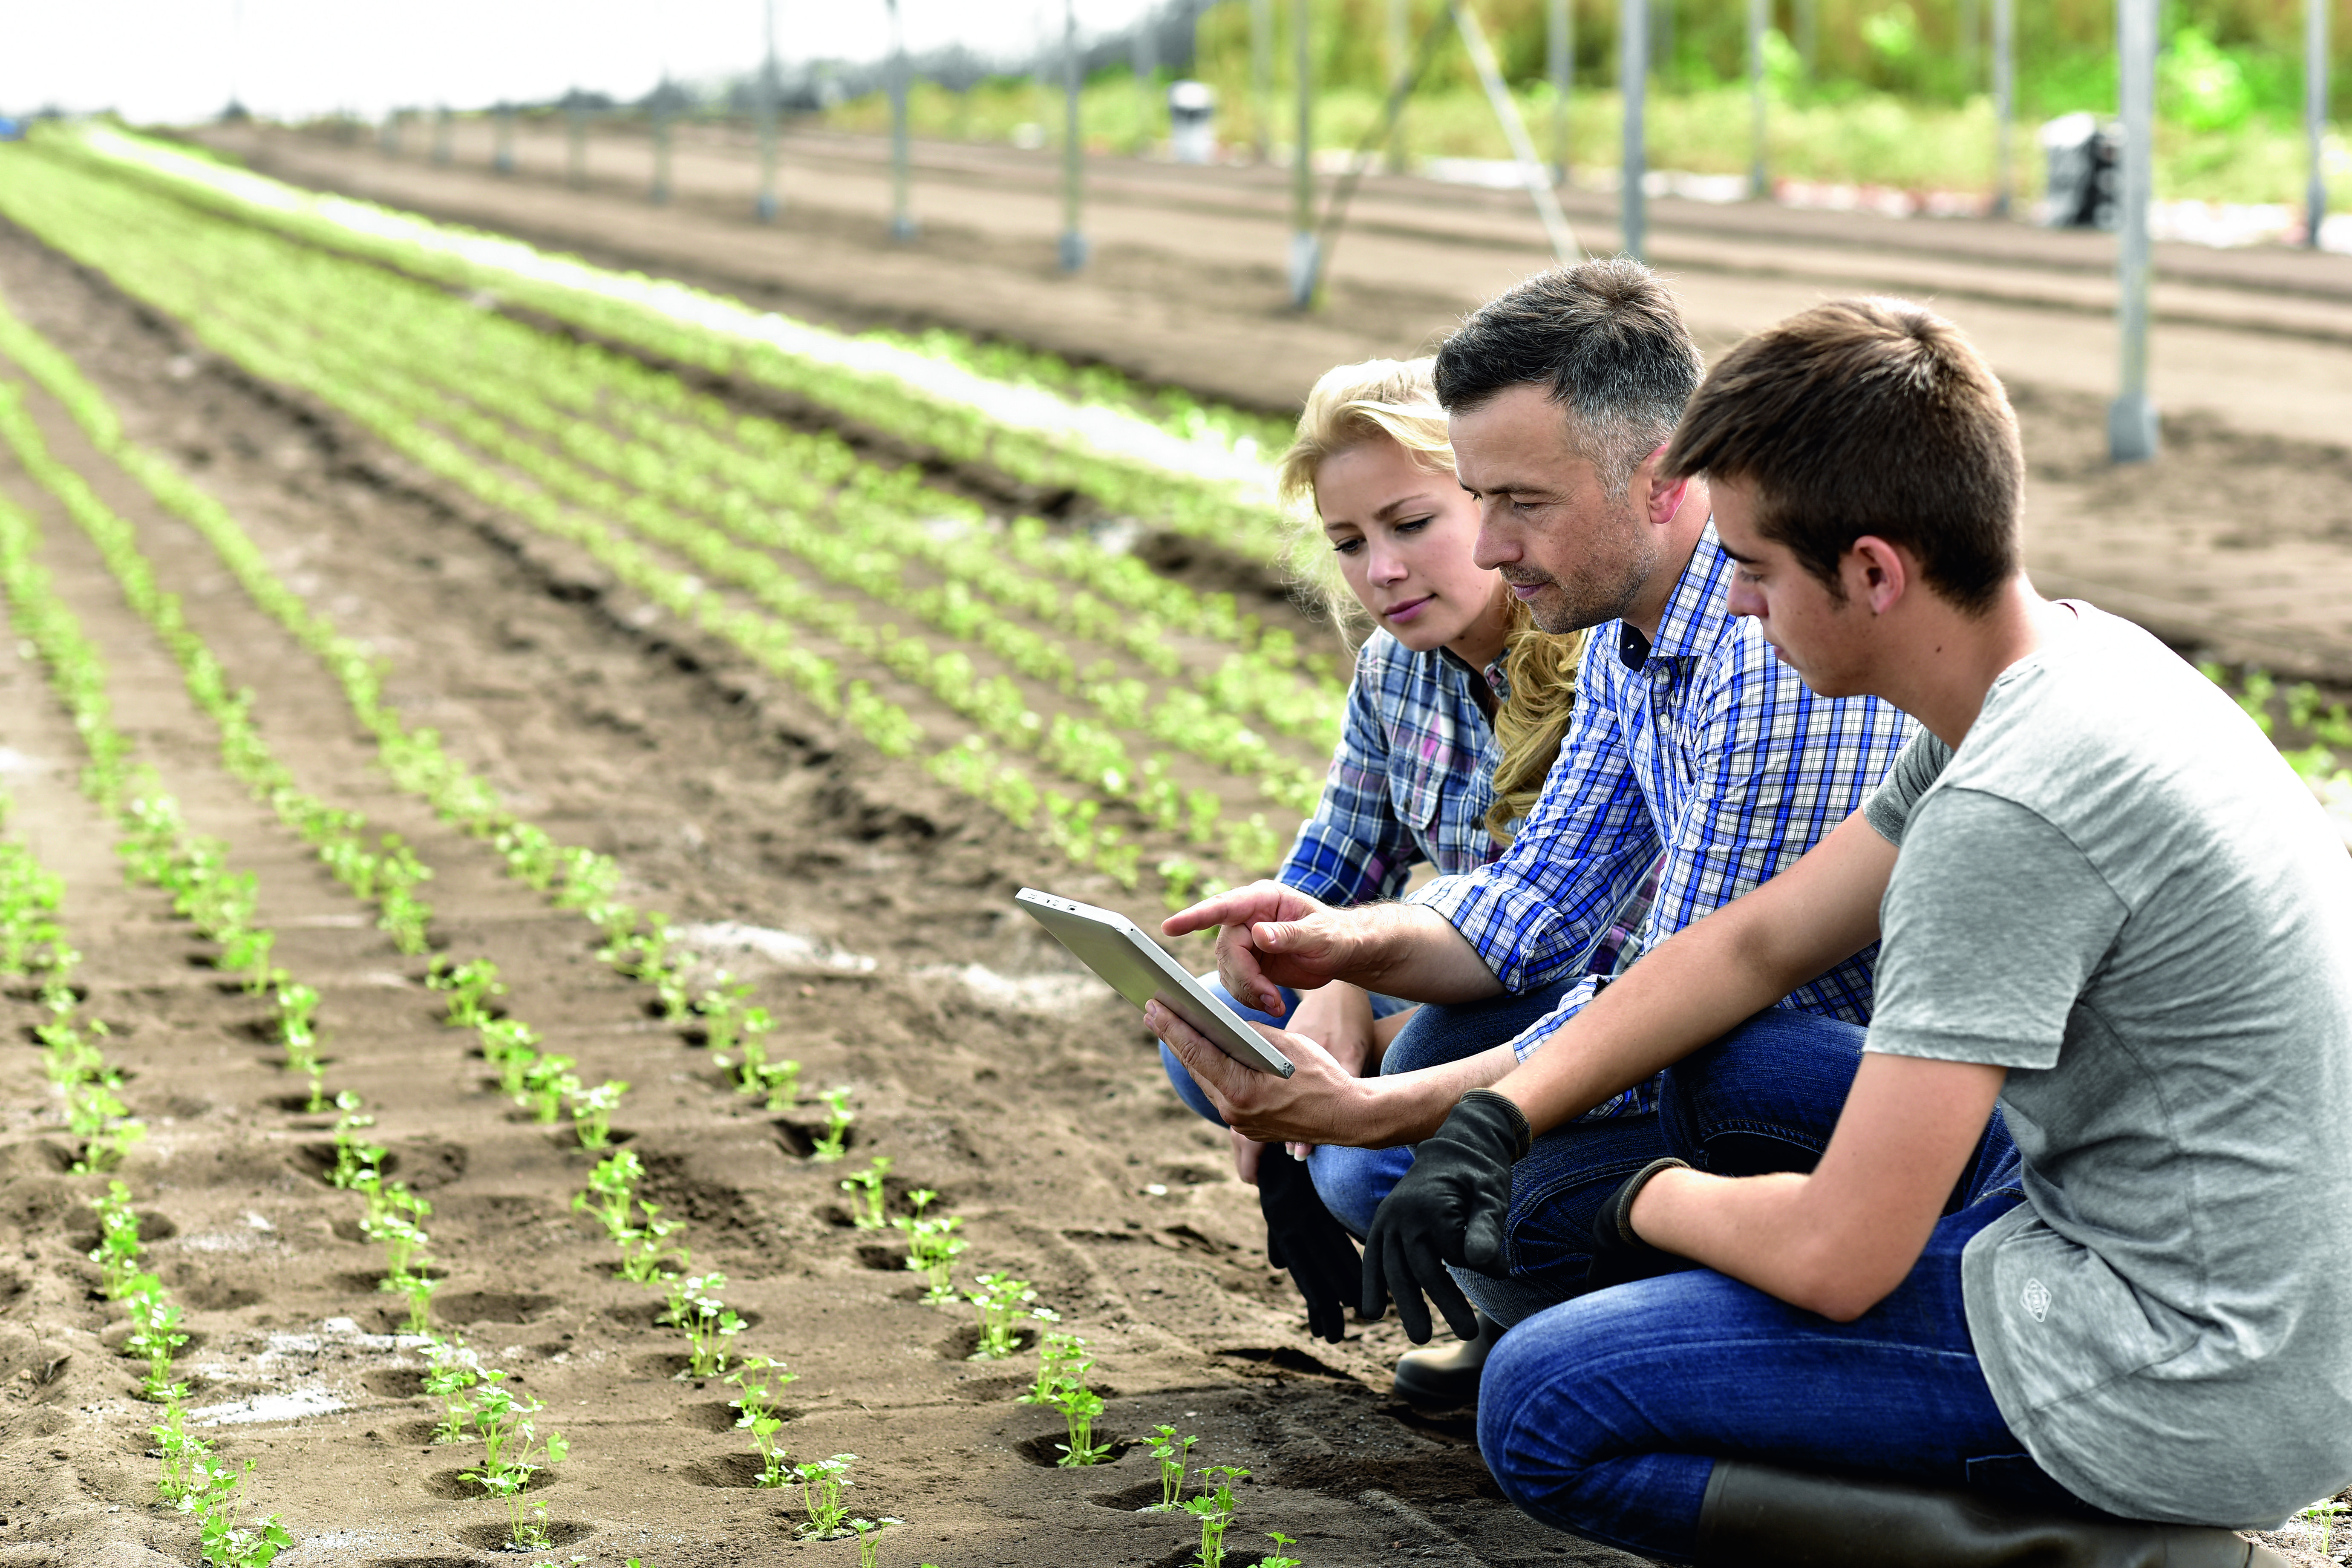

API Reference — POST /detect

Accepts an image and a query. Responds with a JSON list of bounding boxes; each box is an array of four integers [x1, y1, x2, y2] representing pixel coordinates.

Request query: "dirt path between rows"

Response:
[[0, 225, 1639, 1566], [196, 123, 2352, 682]]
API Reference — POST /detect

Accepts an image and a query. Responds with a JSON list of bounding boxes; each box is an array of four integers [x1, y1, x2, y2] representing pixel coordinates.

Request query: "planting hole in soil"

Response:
[[423, 1467, 558, 1501], [456, 1521, 592, 1552], [602, 1301, 763, 1333], [672, 1400, 798, 1433], [364, 1369, 428, 1400], [1015, 1430, 1136, 1467], [772, 1118, 858, 1161], [939, 1322, 1041, 1362]]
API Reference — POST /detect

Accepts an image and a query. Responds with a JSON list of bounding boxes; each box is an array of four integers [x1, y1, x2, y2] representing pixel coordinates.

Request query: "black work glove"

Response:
[[1586, 1156, 1699, 1293], [1361, 1089, 1530, 1346], [1256, 1144, 1360, 1343]]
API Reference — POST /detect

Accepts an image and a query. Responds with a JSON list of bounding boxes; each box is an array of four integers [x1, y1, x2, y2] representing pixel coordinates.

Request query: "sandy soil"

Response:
[[198, 122, 2352, 681], [0, 225, 1635, 1568]]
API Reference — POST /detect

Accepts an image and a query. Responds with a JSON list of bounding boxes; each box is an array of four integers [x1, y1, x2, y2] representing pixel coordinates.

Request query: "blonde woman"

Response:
[[1158, 358, 1628, 1339]]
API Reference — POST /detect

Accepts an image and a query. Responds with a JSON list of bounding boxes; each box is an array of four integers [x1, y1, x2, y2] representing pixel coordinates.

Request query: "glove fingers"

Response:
[[1387, 1229, 1435, 1345], [1265, 1231, 1289, 1272], [1461, 1199, 1510, 1278], [1402, 1228, 1475, 1343], [1360, 1228, 1392, 1321]]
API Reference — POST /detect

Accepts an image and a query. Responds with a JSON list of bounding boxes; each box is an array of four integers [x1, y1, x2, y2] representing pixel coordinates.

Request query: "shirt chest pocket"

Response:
[[1391, 770, 1447, 841]]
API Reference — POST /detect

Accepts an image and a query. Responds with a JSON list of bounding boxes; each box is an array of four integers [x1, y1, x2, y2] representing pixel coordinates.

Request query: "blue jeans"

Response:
[[1158, 980, 1416, 1242], [1478, 1139, 2044, 1561]]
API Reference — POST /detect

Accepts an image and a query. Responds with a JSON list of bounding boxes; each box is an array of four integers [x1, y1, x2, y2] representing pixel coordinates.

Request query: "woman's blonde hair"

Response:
[[1276, 356, 1587, 847]]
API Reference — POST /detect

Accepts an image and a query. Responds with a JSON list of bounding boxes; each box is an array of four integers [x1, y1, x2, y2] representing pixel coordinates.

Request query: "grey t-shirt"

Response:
[[1864, 605, 2352, 1527]]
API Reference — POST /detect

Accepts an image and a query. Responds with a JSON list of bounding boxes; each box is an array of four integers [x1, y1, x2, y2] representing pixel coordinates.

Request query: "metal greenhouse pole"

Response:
[[1746, 0, 1767, 198], [887, 0, 918, 241], [1620, 0, 1646, 260], [1454, 2, 1579, 260], [1290, 0, 1319, 307], [1061, 0, 1089, 270], [1548, 0, 1573, 184], [2109, 0, 2158, 463], [494, 103, 516, 175], [1252, 0, 1274, 162], [1992, 0, 2014, 217], [2311, 0, 2332, 249], [1389, 0, 1412, 169], [757, 0, 781, 222]]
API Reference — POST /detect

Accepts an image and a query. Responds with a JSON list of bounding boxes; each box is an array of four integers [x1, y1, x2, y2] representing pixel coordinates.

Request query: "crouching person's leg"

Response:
[[1156, 979, 1294, 1128], [1658, 1008, 2019, 1204], [1478, 1193, 2280, 1567]]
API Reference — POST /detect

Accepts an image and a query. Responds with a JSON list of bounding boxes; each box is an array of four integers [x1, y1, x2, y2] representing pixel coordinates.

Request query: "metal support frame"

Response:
[[1548, 0, 1572, 185], [651, 96, 672, 205], [2311, 0, 2332, 249], [1388, 0, 1412, 170], [493, 104, 516, 175], [1795, 0, 1816, 79], [1251, 0, 1274, 163], [1747, 0, 1767, 198], [567, 103, 587, 188], [432, 106, 453, 166], [2109, 0, 2158, 464], [1297, 1, 1455, 308], [1061, 0, 1089, 270], [1621, 0, 1647, 260], [887, 0, 917, 241], [757, 0, 780, 222], [1454, 2, 1580, 260], [1289, 0, 1319, 307], [1992, 0, 2014, 218]]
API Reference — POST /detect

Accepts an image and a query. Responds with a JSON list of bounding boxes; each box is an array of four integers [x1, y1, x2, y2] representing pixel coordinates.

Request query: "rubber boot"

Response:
[[1391, 1311, 1504, 1408], [1694, 1461, 2291, 1568]]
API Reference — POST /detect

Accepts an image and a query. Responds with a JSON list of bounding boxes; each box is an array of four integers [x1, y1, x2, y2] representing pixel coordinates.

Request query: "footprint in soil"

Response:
[[600, 1301, 764, 1333], [423, 1467, 557, 1500], [671, 1400, 801, 1433], [457, 1522, 592, 1551], [363, 1369, 427, 1399], [684, 1452, 800, 1488], [634, 1352, 699, 1381], [939, 1323, 1042, 1362], [66, 1211, 176, 1252], [772, 1118, 859, 1160], [1016, 1430, 1137, 1467]]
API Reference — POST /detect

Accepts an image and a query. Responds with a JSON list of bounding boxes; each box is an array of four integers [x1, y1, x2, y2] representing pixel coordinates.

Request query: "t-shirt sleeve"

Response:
[[1864, 729, 1956, 846], [1866, 788, 2128, 1071]]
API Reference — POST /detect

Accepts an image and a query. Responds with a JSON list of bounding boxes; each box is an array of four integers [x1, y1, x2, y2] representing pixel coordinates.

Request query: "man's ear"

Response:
[[1634, 444, 1688, 525], [1847, 536, 1911, 615]]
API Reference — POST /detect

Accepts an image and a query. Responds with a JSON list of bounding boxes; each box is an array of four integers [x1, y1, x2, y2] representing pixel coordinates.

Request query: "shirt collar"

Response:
[[1619, 519, 1729, 669]]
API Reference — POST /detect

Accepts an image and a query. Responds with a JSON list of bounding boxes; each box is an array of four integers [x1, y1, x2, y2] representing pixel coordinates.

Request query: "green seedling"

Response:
[[422, 1338, 481, 1444], [425, 954, 506, 1026], [194, 1460, 292, 1568], [808, 1085, 853, 1164], [749, 1055, 800, 1110], [966, 1273, 1041, 1362], [654, 964, 696, 1025], [327, 1092, 382, 1189], [1260, 1531, 1306, 1568], [573, 1149, 644, 1242], [360, 1184, 432, 1276], [696, 971, 755, 1053], [727, 1355, 798, 1487], [88, 1179, 144, 1297], [1183, 1465, 1252, 1568], [519, 1054, 576, 1123], [464, 1379, 567, 1551], [38, 1017, 110, 1089], [677, 1274, 743, 1378], [272, 983, 324, 1108], [840, 1156, 892, 1230], [389, 1266, 438, 1334], [849, 1516, 902, 1568], [151, 1395, 222, 1503], [565, 1078, 627, 1148], [493, 822, 559, 891], [1147, 1425, 1199, 1512], [66, 1072, 144, 1172], [219, 926, 277, 994], [125, 1280, 188, 1400], [618, 1206, 681, 1285], [2301, 1498, 2349, 1555], [892, 1191, 966, 1303], [1020, 1331, 1112, 1467], [793, 1453, 858, 1539], [478, 1017, 542, 1097]]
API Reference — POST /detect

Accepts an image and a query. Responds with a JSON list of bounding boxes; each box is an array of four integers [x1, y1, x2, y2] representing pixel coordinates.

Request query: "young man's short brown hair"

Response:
[[1661, 297, 2023, 613]]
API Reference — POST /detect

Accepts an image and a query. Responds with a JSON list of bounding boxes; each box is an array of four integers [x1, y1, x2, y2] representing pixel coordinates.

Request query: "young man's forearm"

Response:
[[1494, 813, 1898, 1133]]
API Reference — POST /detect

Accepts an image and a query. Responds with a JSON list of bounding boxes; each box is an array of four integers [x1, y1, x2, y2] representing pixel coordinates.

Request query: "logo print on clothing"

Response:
[[2021, 1278, 2050, 1323]]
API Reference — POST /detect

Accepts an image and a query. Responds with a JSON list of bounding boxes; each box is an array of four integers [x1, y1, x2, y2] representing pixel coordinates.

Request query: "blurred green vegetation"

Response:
[[823, 0, 2348, 206]]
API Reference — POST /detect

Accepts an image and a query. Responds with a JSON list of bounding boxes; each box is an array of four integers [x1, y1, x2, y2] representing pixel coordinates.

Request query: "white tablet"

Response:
[[1014, 888, 1296, 1078]]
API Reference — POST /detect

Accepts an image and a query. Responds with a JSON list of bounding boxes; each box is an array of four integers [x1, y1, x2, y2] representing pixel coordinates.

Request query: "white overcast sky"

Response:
[[4, 1, 1163, 124]]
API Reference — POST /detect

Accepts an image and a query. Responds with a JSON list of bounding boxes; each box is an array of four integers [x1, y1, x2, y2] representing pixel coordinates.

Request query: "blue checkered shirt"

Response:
[[1278, 631, 1507, 904], [1412, 524, 1915, 1108]]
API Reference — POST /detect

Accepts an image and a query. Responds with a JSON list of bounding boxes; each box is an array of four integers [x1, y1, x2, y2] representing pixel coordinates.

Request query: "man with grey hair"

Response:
[[1151, 259, 1943, 1403]]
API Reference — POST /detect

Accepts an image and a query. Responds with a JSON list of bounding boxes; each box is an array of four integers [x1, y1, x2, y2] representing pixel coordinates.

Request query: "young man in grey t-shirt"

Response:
[[1358, 297, 2352, 1565]]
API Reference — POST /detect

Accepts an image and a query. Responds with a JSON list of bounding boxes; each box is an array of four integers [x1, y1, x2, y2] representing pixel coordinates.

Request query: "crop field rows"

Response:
[[0, 127, 1622, 1568]]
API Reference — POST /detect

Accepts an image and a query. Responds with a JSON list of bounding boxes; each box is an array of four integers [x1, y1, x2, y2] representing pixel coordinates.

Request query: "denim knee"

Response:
[[1384, 978, 1580, 1077], [1309, 1142, 1412, 1239], [1658, 1008, 1867, 1176], [1159, 1041, 1227, 1127]]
